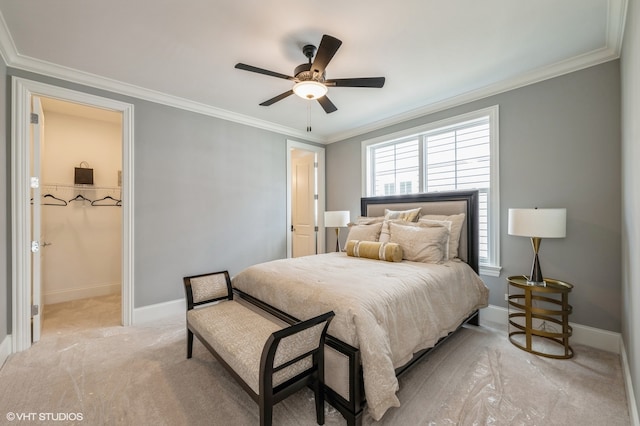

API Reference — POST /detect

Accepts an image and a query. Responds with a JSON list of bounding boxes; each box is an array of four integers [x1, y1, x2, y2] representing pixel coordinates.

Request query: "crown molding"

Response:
[[12, 54, 325, 144], [326, 45, 621, 143], [0, 9, 16, 65]]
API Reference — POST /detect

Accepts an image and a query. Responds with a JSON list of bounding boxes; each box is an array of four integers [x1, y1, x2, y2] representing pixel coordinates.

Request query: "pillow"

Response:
[[388, 221, 449, 263], [345, 240, 403, 262], [419, 213, 465, 259], [418, 219, 452, 261], [379, 208, 422, 243], [384, 207, 421, 222], [352, 216, 385, 225], [344, 222, 383, 242]]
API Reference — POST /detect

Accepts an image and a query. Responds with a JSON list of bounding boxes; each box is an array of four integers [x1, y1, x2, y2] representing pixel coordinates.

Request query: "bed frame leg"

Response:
[[345, 411, 363, 426], [467, 310, 480, 326]]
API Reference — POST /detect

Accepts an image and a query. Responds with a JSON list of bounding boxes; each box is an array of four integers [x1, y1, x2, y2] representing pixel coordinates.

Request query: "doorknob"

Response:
[[42, 242, 52, 247]]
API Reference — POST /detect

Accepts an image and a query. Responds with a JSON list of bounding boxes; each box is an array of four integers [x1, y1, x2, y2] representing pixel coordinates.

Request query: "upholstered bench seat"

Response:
[[183, 270, 334, 426], [187, 301, 313, 394]]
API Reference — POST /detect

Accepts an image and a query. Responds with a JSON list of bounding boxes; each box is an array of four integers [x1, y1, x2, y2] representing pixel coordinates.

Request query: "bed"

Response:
[[232, 191, 489, 425]]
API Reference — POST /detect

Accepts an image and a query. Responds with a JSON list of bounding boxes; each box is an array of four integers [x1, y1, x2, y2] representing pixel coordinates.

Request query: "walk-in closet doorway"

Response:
[[12, 78, 134, 352], [38, 97, 123, 333]]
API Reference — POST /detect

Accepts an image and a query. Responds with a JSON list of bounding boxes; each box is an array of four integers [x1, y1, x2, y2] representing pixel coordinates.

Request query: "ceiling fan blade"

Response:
[[317, 96, 338, 114], [235, 63, 294, 81], [259, 90, 294, 106], [325, 77, 386, 88], [311, 35, 342, 75]]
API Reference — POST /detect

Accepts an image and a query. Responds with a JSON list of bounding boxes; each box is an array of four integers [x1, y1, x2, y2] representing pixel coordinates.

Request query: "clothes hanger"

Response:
[[91, 195, 121, 206], [43, 193, 68, 206], [68, 194, 93, 203]]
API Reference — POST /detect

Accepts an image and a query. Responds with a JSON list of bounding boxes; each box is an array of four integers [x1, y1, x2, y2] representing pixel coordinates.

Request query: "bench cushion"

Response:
[[187, 301, 313, 394]]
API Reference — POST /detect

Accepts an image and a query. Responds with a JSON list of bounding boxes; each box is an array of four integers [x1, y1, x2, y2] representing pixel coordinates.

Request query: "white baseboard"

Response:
[[133, 298, 184, 325], [0, 334, 12, 368], [44, 282, 120, 305], [621, 340, 640, 426], [480, 304, 622, 354]]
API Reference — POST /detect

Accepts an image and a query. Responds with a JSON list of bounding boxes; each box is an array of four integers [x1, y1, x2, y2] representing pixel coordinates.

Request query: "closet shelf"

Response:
[[42, 183, 121, 191]]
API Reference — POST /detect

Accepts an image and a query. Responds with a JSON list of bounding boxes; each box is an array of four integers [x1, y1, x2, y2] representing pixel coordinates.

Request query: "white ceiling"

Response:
[[0, 0, 627, 143]]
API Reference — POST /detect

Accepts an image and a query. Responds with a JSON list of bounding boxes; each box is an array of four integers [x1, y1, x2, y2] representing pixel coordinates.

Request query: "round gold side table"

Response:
[[507, 275, 574, 359]]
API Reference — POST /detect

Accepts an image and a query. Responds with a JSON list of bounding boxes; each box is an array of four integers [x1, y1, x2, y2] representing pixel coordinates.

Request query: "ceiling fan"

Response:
[[234, 34, 385, 114]]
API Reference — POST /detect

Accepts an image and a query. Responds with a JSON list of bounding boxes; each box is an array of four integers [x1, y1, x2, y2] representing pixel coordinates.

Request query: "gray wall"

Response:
[[621, 0, 640, 415], [134, 102, 289, 306], [327, 60, 622, 332], [1, 54, 7, 343], [4, 68, 309, 313]]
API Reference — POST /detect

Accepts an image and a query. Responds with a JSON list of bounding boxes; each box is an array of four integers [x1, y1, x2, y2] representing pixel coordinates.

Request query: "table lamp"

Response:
[[508, 207, 566, 285], [324, 211, 350, 252]]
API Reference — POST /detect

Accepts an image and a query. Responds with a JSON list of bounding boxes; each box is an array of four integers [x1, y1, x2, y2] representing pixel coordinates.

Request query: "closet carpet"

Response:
[[0, 294, 631, 425]]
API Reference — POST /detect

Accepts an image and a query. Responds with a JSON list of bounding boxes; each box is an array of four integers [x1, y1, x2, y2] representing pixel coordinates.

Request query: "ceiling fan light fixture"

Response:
[[293, 81, 328, 100]]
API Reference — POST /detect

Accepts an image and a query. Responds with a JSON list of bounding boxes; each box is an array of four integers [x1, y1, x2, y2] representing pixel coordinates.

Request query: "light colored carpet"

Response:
[[0, 294, 630, 425]]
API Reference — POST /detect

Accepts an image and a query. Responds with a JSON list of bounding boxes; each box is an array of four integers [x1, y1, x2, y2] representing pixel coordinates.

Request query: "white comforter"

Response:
[[232, 252, 489, 420]]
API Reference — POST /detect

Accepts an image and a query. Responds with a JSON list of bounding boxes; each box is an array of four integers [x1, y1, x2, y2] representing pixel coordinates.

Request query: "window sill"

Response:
[[480, 264, 502, 277]]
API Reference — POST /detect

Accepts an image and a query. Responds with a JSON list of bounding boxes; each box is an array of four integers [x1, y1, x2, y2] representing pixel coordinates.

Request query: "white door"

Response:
[[291, 150, 317, 257], [30, 96, 44, 342]]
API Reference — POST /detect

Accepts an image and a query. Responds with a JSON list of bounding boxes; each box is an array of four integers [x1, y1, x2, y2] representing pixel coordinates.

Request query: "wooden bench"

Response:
[[183, 270, 335, 426]]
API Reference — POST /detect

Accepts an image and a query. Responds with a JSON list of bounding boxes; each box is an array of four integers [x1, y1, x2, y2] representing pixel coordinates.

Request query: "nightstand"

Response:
[[507, 275, 573, 359]]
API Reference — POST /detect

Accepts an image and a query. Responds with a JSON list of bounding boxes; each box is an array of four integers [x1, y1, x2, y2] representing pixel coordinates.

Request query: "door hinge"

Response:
[[314, 194, 318, 200], [31, 304, 39, 316], [30, 113, 39, 124], [314, 162, 318, 168], [314, 226, 319, 232]]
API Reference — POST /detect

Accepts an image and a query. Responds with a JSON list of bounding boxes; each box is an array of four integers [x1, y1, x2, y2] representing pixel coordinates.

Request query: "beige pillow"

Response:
[[345, 240, 403, 262], [379, 208, 422, 243], [388, 221, 449, 263], [352, 216, 385, 225], [418, 219, 452, 261], [384, 207, 421, 222], [345, 222, 383, 242], [419, 213, 465, 259]]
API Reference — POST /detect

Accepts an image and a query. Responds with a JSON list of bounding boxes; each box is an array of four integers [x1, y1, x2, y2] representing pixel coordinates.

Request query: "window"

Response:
[[363, 106, 500, 276]]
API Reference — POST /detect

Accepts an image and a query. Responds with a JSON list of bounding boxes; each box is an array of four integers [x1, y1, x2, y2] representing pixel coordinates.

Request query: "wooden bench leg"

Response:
[[187, 329, 194, 359], [259, 395, 273, 426], [314, 374, 325, 425]]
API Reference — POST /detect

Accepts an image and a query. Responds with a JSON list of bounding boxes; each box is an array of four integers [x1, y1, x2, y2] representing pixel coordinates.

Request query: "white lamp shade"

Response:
[[508, 208, 566, 238], [324, 211, 350, 228], [293, 81, 328, 100]]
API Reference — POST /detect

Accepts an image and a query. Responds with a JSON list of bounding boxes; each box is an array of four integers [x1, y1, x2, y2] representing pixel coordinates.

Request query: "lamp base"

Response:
[[527, 237, 546, 286]]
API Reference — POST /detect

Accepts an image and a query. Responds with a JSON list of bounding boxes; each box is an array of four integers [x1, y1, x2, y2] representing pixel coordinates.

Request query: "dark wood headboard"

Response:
[[360, 190, 479, 273]]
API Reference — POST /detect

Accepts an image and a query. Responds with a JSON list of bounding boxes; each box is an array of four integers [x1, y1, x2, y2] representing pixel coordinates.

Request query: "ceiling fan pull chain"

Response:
[[306, 102, 312, 132]]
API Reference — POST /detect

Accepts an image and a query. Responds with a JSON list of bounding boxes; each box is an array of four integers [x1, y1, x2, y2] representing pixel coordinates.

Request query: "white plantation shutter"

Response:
[[371, 139, 420, 196], [366, 107, 499, 270], [424, 119, 490, 192], [424, 118, 491, 262]]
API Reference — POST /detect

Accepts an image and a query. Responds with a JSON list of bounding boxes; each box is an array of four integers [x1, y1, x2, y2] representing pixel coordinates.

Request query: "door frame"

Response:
[[286, 140, 325, 257], [11, 77, 135, 352]]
